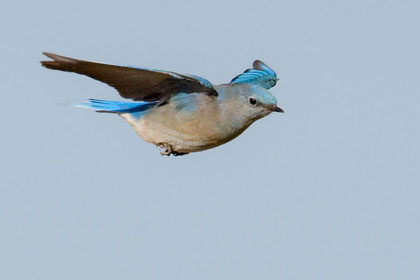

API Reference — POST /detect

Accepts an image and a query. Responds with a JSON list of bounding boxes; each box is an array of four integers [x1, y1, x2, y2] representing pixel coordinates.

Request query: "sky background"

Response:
[[1, 0, 419, 279]]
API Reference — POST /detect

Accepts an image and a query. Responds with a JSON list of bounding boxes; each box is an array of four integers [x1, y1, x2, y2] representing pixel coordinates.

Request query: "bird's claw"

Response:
[[157, 143, 188, 156], [158, 142, 172, 156]]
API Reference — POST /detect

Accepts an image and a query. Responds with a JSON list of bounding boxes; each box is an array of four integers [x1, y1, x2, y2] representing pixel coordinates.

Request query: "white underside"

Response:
[[120, 112, 236, 153]]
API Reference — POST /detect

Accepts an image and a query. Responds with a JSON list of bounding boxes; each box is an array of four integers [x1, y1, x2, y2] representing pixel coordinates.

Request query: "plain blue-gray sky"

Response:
[[1, 0, 419, 279]]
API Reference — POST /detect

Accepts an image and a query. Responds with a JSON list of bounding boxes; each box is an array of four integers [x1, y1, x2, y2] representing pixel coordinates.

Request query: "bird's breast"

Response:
[[121, 95, 249, 153]]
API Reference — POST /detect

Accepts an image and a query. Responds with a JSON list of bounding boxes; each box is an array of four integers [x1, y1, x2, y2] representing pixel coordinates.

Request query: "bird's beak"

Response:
[[272, 106, 284, 113]]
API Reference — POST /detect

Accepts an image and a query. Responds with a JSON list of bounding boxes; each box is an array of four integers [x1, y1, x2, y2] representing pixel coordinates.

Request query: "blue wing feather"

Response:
[[71, 99, 157, 113], [230, 60, 278, 89]]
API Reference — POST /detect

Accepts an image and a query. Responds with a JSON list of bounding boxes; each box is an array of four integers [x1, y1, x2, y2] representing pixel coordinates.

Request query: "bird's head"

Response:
[[239, 85, 283, 122]]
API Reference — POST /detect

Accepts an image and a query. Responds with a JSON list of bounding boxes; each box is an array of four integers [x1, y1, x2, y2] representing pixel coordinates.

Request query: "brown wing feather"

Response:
[[41, 52, 217, 102]]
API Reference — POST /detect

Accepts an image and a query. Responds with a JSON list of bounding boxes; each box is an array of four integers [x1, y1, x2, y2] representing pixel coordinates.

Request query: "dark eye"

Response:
[[249, 97, 257, 105]]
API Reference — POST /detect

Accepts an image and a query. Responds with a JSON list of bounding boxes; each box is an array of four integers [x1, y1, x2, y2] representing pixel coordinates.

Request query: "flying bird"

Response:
[[41, 53, 283, 156]]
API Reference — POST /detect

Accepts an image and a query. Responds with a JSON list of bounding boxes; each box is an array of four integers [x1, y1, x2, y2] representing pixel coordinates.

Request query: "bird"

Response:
[[41, 52, 283, 156]]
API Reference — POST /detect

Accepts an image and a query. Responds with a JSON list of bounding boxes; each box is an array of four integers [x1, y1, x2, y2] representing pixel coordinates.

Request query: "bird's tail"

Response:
[[70, 99, 157, 113]]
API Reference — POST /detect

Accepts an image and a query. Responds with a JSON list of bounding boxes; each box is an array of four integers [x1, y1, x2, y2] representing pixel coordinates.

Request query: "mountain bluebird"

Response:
[[41, 53, 283, 156]]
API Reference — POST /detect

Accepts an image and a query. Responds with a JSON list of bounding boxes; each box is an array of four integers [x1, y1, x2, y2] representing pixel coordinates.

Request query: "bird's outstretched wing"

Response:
[[230, 60, 278, 89], [41, 52, 218, 103]]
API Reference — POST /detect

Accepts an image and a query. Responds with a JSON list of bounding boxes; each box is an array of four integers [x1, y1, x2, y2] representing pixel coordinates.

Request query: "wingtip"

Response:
[[253, 60, 266, 69], [41, 52, 78, 63], [252, 60, 276, 76], [41, 52, 53, 67], [42, 52, 56, 59]]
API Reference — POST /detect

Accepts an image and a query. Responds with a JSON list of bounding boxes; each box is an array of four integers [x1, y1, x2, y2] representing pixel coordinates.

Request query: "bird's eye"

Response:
[[249, 97, 257, 105]]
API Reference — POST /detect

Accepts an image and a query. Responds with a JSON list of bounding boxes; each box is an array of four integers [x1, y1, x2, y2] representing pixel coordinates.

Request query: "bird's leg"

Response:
[[157, 142, 172, 156], [157, 143, 189, 156]]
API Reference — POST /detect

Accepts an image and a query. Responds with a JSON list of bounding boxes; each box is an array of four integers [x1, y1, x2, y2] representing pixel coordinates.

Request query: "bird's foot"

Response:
[[158, 142, 172, 156], [157, 143, 189, 156]]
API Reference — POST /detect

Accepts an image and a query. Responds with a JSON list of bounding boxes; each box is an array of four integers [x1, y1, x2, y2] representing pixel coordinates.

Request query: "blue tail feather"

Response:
[[71, 99, 157, 113]]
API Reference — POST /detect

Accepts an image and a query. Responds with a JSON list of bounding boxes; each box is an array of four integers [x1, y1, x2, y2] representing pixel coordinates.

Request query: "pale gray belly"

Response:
[[120, 109, 248, 153]]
